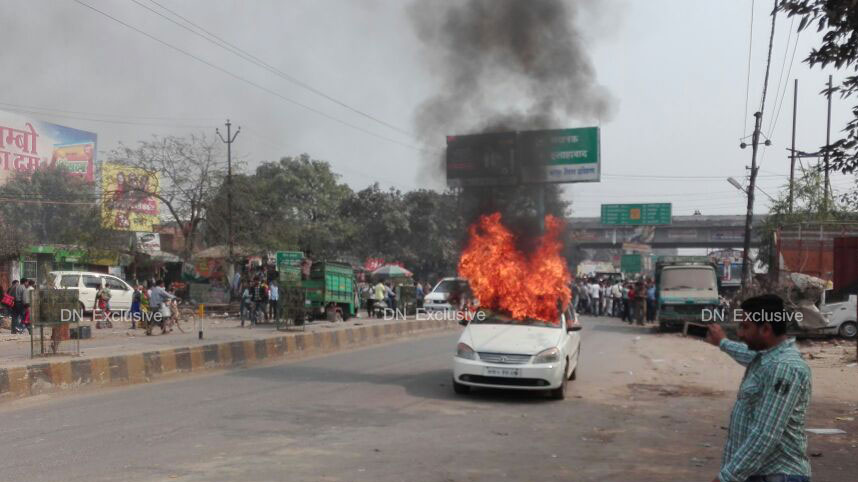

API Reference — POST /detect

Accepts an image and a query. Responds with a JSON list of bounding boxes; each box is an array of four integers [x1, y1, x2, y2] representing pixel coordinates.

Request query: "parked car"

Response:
[[47, 271, 134, 312], [424, 277, 471, 311], [820, 290, 858, 339], [452, 308, 582, 400]]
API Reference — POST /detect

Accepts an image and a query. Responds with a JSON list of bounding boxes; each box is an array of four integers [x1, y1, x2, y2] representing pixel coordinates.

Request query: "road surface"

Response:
[[1, 316, 853, 481]]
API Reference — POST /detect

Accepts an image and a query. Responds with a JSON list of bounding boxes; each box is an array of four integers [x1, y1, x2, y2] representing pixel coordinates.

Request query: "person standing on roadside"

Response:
[[706, 294, 812, 482], [589, 279, 601, 316]]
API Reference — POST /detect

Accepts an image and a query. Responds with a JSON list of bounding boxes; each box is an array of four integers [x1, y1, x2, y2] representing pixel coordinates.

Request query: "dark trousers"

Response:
[[10, 305, 23, 333], [269, 300, 279, 321], [646, 299, 656, 321]]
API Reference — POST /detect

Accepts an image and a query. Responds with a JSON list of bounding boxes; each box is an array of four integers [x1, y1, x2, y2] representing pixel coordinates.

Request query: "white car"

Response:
[[48, 271, 134, 312], [424, 277, 471, 311], [452, 309, 582, 400], [820, 290, 858, 339]]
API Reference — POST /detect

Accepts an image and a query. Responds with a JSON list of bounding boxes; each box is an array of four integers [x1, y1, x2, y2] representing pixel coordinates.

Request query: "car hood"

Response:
[[462, 323, 561, 355]]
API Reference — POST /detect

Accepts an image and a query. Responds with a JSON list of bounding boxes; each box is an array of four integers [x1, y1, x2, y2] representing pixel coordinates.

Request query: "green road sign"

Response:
[[621, 254, 642, 274], [276, 251, 304, 282], [519, 127, 600, 184], [601, 203, 672, 225]]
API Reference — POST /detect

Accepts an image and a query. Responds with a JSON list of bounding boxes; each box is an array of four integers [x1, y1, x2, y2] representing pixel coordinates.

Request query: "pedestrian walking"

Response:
[[268, 279, 280, 322], [10, 280, 25, 334], [146, 280, 174, 335], [706, 294, 812, 482]]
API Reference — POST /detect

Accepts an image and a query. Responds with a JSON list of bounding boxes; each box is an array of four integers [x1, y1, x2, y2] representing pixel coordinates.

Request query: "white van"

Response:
[[47, 271, 134, 312]]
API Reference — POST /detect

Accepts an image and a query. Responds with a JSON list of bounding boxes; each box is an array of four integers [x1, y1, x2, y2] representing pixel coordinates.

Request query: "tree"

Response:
[[107, 134, 226, 260], [0, 167, 123, 257], [401, 189, 464, 281], [341, 183, 411, 262], [206, 154, 354, 258], [781, 1, 858, 173], [758, 168, 858, 268]]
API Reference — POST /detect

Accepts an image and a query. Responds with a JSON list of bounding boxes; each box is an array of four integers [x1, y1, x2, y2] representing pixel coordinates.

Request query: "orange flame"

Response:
[[458, 212, 571, 323]]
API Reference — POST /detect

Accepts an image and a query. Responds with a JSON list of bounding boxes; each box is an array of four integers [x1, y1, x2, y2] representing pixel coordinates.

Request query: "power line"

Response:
[[135, 0, 417, 140], [743, 0, 756, 136], [0, 101, 220, 122], [767, 22, 801, 138], [0, 104, 215, 129], [70, 0, 437, 155]]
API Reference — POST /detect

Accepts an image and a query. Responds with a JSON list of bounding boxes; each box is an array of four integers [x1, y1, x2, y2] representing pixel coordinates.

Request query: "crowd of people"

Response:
[[571, 277, 657, 325], [0, 279, 36, 334]]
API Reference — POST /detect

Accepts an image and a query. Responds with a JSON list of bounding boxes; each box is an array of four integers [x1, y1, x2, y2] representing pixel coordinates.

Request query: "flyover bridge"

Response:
[[566, 215, 767, 249]]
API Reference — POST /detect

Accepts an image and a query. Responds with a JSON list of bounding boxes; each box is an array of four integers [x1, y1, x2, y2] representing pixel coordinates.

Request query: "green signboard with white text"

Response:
[[276, 251, 304, 283], [519, 127, 600, 184], [601, 203, 672, 226]]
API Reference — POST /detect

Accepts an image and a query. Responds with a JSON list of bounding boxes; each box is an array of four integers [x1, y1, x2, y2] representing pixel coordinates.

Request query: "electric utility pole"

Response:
[[216, 120, 240, 263]]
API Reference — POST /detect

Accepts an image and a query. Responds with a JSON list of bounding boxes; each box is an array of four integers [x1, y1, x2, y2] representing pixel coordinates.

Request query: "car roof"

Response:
[[50, 271, 121, 277]]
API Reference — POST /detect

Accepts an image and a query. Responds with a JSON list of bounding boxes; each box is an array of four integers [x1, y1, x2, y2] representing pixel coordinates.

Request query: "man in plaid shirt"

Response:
[[707, 294, 812, 482]]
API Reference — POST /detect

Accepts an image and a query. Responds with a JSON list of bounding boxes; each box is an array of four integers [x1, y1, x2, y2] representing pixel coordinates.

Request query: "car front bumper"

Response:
[[453, 356, 564, 390]]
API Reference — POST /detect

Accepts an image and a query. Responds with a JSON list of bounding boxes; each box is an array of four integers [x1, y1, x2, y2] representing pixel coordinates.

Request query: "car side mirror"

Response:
[[567, 324, 582, 332]]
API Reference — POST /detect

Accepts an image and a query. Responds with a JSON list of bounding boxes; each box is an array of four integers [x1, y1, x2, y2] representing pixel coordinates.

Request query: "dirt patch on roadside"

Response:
[[627, 383, 725, 399]]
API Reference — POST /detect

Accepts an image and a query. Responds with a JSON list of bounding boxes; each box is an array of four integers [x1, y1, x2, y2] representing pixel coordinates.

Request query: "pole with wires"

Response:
[[216, 120, 240, 265], [741, 0, 778, 294], [790, 79, 797, 214]]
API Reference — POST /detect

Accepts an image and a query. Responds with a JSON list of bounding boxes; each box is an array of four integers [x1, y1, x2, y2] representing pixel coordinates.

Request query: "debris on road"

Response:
[[807, 428, 847, 435]]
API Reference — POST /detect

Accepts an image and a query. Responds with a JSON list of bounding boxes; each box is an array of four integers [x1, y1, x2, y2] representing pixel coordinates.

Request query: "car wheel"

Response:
[[550, 363, 568, 400], [452, 378, 470, 395], [839, 321, 858, 340]]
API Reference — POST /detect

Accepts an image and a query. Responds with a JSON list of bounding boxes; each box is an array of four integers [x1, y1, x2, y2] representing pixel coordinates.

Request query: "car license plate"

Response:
[[485, 367, 521, 377]]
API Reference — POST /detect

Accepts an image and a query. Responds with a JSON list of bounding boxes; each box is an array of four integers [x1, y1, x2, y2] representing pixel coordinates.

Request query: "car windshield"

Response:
[[433, 280, 468, 294], [469, 311, 560, 328], [662, 268, 716, 291]]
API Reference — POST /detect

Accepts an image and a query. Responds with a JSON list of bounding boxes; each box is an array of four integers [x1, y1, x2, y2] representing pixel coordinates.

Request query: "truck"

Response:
[[302, 261, 358, 321], [655, 256, 721, 331]]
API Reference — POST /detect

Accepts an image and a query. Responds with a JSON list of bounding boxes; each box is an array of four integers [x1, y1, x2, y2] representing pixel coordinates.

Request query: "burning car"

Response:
[[452, 308, 581, 399]]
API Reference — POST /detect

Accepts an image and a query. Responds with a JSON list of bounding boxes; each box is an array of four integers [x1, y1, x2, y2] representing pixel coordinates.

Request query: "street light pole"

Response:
[[741, 112, 763, 294]]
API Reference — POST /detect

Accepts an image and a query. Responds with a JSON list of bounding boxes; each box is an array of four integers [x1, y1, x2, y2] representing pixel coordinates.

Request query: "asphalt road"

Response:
[[0, 317, 748, 481]]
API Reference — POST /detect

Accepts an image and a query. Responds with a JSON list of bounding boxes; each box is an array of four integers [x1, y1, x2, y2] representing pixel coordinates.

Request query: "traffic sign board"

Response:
[[601, 203, 671, 225], [519, 127, 600, 183]]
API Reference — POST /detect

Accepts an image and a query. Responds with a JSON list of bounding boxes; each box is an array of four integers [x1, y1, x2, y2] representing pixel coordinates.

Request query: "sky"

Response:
[[1, 0, 854, 217]]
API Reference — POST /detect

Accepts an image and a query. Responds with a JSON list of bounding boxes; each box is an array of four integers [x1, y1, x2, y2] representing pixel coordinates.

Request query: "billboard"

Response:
[[0, 110, 96, 185], [519, 127, 600, 183], [102, 163, 160, 232], [445, 132, 518, 187]]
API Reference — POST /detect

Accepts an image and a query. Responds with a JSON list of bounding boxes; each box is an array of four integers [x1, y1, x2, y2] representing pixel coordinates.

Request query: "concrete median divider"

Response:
[[0, 319, 458, 401]]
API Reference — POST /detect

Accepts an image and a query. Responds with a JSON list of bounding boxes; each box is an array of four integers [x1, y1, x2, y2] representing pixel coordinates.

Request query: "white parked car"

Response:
[[424, 277, 471, 311], [452, 308, 582, 400], [820, 290, 858, 339], [47, 271, 134, 312]]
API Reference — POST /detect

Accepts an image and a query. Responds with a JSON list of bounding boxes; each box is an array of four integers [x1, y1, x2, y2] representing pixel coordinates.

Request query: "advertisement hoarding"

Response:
[[0, 110, 97, 185], [445, 132, 517, 187], [102, 163, 160, 232]]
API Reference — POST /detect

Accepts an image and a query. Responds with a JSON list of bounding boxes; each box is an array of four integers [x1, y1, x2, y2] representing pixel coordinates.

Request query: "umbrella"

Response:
[[371, 265, 413, 280]]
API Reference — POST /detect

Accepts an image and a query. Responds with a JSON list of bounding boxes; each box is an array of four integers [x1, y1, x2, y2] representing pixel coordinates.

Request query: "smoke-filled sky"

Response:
[[1, 0, 854, 216]]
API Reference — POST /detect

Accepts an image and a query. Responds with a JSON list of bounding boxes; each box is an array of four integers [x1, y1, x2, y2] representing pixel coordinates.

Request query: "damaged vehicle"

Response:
[[452, 308, 581, 400]]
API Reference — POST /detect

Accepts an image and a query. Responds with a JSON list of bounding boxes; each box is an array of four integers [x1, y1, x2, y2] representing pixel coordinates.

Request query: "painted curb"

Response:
[[0, 319, 458, 400]]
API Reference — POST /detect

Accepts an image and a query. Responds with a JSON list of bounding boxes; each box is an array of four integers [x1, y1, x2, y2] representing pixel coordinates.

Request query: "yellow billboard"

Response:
[[102, 163, 160, 232]]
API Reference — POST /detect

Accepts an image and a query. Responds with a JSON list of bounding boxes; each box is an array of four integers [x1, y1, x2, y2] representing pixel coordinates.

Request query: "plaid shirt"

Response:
[[718, 338, 812, 482]]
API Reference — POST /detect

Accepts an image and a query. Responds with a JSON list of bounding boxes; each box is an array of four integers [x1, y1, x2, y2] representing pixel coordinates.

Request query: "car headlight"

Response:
[[533, 347, 560, 364], [456, 342, 476, 360]]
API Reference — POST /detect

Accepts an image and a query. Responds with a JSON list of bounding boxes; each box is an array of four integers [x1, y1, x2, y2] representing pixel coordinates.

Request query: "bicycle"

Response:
[[163, 299, 198, 334]]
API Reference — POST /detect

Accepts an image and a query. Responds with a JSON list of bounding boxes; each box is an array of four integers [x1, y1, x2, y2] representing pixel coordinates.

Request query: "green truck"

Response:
[[302, 261, 358, 321], [656, 256, 721, 331]]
